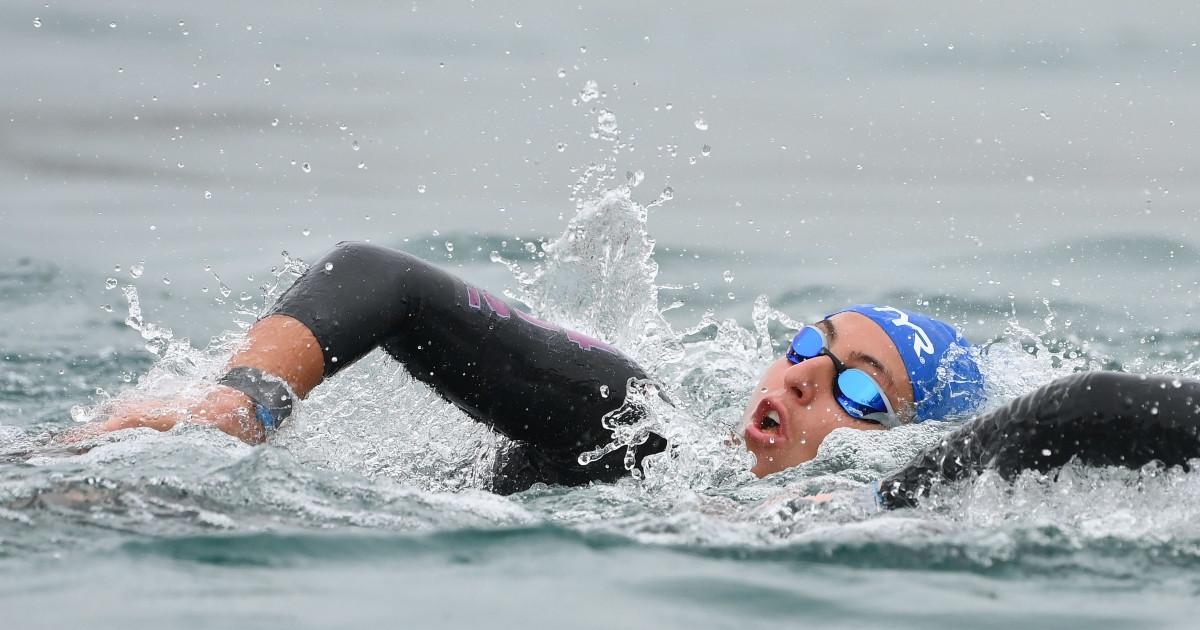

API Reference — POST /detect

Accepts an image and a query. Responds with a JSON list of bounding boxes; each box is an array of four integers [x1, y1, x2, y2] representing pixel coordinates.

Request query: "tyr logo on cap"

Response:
[[871, 306, 935, 359]]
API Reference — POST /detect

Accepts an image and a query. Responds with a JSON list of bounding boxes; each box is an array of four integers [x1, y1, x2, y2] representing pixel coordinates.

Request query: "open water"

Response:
[[4, 1, 1200, 628]]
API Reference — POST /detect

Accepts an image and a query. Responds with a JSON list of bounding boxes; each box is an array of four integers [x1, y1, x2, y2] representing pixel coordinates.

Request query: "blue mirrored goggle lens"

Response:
[[787, 326, 825, 362], [837, 369, 890, 415]]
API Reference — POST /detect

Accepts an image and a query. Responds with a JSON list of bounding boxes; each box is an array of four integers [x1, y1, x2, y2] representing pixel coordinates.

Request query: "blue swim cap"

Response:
[[835, 305, 985, 422]]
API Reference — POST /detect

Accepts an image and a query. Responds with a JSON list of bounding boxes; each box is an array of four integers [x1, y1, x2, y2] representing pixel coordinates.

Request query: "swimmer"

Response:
[[78, 242, 1200, 505]]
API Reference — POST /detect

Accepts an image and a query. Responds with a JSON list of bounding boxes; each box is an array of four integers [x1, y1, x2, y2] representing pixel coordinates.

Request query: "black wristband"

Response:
[[217, 366, 295, 429]]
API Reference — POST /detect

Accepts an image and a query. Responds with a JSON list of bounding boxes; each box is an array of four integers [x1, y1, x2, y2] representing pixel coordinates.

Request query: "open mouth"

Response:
[[760, 409, 781, 431]]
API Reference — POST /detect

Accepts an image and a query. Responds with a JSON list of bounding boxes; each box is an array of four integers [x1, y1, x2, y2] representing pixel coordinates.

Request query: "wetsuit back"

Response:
[[879, 371, 1200, 509], [269, 241, 666, 494]]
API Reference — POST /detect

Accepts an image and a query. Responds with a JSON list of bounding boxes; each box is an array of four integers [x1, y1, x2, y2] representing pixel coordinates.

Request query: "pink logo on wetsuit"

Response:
[[465, 285, 618, 354]]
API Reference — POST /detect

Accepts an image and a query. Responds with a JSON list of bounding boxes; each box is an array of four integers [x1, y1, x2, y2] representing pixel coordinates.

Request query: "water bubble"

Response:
[[661, 186, 674, 201], [104, 277, 118, 290], [557, 68, 567, 79], [32, 17, 42, 28], [417, 184, 427, 193], [701, 144, 711, 156], [445, 241, 455, 252], [556, 142, 567, 152], [579, 80, 600, 103], [723, 270, 735, 283], [596, 109, 618, 133], [302, 228, 311, 236], [324, 262, 334, 272], [100, 304, 113, 312], [301, 162, 311, 173], [524, 242, 537, 254], [130, 262, 144, 279], [694, 118, 709, 131], [203, 190, 212, 199]]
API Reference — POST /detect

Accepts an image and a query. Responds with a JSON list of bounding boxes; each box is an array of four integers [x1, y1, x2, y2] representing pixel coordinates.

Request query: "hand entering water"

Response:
[[58, 386, 265, 445]]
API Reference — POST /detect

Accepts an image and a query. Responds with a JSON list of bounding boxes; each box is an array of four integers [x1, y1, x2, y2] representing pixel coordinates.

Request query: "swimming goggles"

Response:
[[787, 325, 899, 428]]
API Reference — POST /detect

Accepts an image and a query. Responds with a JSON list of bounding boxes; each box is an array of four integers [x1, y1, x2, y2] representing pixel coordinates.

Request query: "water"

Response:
[[5, 1, 1200, 627]]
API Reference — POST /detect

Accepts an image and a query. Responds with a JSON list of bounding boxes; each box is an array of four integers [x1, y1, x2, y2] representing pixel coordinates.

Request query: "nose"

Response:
[[782, 355, 837, 405]]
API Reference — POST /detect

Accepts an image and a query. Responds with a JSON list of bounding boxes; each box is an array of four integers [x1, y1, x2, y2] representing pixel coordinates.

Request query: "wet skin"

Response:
[[741, 312, 915, 477]]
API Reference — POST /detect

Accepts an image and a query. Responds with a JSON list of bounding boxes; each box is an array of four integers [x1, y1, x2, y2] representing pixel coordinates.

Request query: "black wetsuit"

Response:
[[272, 242, 1200, 502], [271, 241, 666, 494]]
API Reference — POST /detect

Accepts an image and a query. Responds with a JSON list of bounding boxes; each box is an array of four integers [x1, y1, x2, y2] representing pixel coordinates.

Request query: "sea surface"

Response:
[[4, 1, 1200, 628]]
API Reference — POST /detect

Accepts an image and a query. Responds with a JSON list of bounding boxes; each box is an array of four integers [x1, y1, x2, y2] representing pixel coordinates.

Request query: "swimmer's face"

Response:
[[741, 312, 914, 477]]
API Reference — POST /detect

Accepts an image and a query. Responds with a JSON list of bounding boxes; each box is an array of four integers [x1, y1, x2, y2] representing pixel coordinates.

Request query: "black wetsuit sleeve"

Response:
[[878, 371, 1200, 509], [267, 242, 666, 492]]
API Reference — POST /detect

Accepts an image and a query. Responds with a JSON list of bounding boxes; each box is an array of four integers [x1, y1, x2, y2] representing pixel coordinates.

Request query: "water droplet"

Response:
[[524, 242, 537, 254], [599, 385, 610, 398], [263, 77, 271, 86], [351, 140, 360, 151], [514, 20, 523, 28], [661, 186, 674, 201], [32, 17, 42, 28], [579, 46, 587, 54], [324, 262, 334, 272], [301, 162, 311, 173], [274, 63, 282, 71], [1050, 277, 1061, 287], [1040, 110, 1052, 120], [664, 102, 673, 110], [162, 275, 171, 285], [109, 21, 117, 29], [723, 270, 735, 283], [104, 277, 118, 290], [694, 118, 708, 131], [626, 169, 644, 187], [556, 142, 567, 152], [100, 304, 113, 312], [417, 184, 427, 194], [130, 262, 144, 279], [946, 43, 955, 50], [203, 190, 212, 199], [1025, 175, 1035, 182], [1151, 406, 1160, 415], [117, 67, 124, 74], [701, 144, 711, 156], [727, 292, 736, 300], [578, 79, 600, 103], [1041, 448, 1052, 457], [445, 241, 454, 252], [596, 108, 618, 133], [302, 228, 311, 237], [557, 68, 567, 79], [357, 162, 366, 169]]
